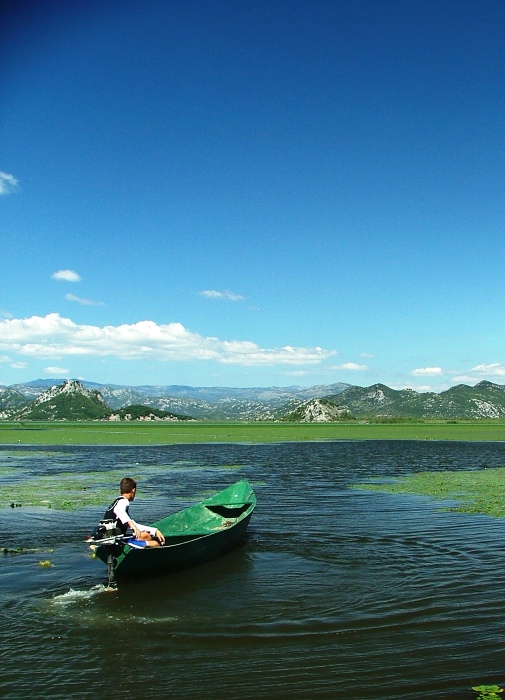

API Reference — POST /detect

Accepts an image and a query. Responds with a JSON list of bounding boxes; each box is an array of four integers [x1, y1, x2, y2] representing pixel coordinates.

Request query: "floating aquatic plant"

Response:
[[2, 547, 54, 555], [0, 469, 132, 510], [354, 467, 505, 517], [472, 685, 503, 699], [0, 459, 248, 511]]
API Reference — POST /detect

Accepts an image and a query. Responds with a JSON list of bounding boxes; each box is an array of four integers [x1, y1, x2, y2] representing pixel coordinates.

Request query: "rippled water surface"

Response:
[[2, 440, 505, 699]]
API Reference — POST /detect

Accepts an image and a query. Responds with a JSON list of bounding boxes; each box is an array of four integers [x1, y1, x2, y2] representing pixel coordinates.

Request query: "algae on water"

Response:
[[354, 466, 505, 517], [0, 462, 243, 511], [0, 469, 136, 511]]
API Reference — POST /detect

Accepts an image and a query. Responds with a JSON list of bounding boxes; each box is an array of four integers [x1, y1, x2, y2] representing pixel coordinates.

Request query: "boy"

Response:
[[104, 477, 165, 547]]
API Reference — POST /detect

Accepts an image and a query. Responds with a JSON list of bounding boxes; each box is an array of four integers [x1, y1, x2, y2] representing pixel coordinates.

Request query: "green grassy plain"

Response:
[[1, 420, 505, 445]]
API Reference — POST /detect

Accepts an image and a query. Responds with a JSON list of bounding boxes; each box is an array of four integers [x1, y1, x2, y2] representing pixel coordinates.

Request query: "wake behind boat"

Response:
[[88, 479, 256, 584]]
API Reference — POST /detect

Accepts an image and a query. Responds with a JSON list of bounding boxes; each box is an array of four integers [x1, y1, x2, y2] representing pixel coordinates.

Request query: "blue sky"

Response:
[[2, 0, 505, 391]]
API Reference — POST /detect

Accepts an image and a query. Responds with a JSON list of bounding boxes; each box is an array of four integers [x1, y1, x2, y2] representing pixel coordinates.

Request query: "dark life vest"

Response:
[[103, 496, 130, 535]]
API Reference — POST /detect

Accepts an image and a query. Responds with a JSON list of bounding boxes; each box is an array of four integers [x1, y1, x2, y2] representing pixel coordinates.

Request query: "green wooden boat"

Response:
[[92, 479, 256, 581]]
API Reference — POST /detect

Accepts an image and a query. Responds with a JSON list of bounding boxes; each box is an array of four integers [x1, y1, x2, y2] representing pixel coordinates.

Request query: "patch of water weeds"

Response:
[[353, 466, 505, 517], [1, 450, 64, 459], [1, 460, 246, 510], [2, 546, 54, 555], [1, 469, 146, 511], [0, 466, 19, 477]]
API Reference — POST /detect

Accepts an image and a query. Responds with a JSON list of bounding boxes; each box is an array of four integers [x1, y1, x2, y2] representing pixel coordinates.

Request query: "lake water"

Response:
[[2, 440, 505, 700]]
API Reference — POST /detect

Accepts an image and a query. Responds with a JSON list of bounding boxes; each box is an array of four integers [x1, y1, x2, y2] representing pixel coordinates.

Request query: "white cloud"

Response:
[[44, 366, 69, 376], [0, 172, 19, 195], [447, 364, 505, 384], [471, 363, 505, 377], [11, 362, 27, 370], [359, 353, 374, 359], [335, 362, 368, 371], [0, 313, 337, 367], [451, 375, 480, 385], [411, 367, 443, 376], [65, 293, 105, 307], [52, 270, 82, 282], [0, 309, 14, 319], [199, 290, 245, 302]]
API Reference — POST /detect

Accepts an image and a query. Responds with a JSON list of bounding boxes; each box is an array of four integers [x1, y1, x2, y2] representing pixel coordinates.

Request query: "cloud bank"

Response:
[[0, 313, 336, 366]]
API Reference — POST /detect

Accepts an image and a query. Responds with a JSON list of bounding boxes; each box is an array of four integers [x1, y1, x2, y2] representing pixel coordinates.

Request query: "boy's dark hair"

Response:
[[120, 477, 137, 494]]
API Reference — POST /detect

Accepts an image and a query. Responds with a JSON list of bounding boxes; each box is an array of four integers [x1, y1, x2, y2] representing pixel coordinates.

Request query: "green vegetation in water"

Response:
[[473, 686, 503, 700], [2, 420, 505, 445], [1, 450, 67, 459], [0, 465, 19, 477], [354, 467, 505, 517], [0, 462, 246, 511], [2, 546, 54, 555], [0, 469, 133, 511]]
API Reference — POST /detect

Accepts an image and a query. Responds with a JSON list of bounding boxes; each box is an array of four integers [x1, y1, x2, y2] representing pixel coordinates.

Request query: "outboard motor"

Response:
[[87, 521, 136, 589], [92, 519, 121, 541], [89, 519, 123, 589]]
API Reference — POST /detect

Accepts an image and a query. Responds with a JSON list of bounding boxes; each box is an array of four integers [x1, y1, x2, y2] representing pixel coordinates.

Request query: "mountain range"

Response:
[[0, 379, 351, 421], [2, 378, 505, 421]]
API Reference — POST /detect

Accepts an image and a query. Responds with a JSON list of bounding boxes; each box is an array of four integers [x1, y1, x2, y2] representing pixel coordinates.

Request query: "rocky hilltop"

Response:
[[13, 379, 110, 421], [282, 398, 352, 422]]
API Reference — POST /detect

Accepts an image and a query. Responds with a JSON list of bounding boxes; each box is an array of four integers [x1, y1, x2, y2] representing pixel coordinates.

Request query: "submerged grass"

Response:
[[354, 466, 505, 517], [2, 420, 505, 444], [0, 458, 246, 511], [1, 470, 128, 510]]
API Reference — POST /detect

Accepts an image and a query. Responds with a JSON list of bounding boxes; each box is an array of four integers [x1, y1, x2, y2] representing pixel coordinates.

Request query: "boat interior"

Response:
[[206, 503, 253, 517], [156, 502, 254, 546]]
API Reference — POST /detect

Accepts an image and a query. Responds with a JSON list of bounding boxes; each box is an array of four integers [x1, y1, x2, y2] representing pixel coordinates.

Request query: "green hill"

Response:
[[326, 381, 505, 419], [112, 404, 194, 421]]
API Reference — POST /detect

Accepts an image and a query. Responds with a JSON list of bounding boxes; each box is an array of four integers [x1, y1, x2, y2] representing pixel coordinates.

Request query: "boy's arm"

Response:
[[130, 520, 164, 543]]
